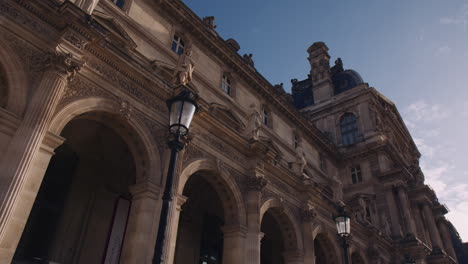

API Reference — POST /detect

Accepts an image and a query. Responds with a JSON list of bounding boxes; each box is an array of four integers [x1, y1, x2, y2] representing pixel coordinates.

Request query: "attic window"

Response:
[[262, 108, 269, 127], [221, 74, 232, 95], [111, 0, 125, 9], [172, 35, 185, 55]]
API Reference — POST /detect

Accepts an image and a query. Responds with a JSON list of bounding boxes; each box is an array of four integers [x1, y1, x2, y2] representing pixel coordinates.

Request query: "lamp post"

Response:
[[153, 89, 199, 264], [334, 205, 351, 264]]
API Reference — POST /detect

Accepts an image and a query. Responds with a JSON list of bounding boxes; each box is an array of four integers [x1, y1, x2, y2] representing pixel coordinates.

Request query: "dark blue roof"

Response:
[[332, 69, 364, 95]]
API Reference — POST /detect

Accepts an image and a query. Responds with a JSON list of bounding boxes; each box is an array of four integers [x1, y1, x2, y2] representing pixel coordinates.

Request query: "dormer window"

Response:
[[351, 166, 362, 184], [111, 0, 125, 9], [172, 35, 185, 55], [221, 74, 232, 95]]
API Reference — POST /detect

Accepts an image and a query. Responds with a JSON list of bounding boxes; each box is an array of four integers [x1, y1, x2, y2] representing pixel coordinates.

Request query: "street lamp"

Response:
[[153, 89, 199, 264], [334, 205, 351, 264]]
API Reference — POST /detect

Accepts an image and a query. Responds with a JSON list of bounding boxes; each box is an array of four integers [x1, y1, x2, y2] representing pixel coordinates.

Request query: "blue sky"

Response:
[[183, 0, 468, 241]]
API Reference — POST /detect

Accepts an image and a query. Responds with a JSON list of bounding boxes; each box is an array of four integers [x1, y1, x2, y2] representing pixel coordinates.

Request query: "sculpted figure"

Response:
[[331, 176, 344, 202], [245, 108, 262, 140], [174, 49, 195, 85]]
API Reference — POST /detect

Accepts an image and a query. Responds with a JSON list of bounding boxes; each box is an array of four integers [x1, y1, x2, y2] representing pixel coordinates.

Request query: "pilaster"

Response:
[[222, 224, 247, 264], [120, 181, 161, 264]]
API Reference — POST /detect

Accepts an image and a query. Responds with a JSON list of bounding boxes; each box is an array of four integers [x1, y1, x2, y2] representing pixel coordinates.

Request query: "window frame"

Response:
[[171, 34, 185, 55], [340, 113, 360, 146], [221, 74, 232, 96], [351, 166, 363, 184]]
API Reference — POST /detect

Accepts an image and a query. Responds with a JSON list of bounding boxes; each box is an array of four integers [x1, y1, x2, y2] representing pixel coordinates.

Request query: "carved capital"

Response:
[[247, 176, 268, 191], [32, 51, 84, 81], [301, 207, 317, 222]]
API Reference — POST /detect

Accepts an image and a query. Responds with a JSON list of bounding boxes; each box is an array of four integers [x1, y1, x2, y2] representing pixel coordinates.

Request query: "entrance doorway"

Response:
[[13, 117, 136, 264]]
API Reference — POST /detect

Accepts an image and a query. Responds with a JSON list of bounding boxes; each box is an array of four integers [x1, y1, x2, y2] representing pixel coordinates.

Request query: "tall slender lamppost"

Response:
[[334, 205, 351, 264], [153, 89, 199, 264]]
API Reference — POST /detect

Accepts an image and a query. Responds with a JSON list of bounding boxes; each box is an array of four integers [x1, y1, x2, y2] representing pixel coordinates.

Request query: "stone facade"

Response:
[[0, 0, 463, 263]]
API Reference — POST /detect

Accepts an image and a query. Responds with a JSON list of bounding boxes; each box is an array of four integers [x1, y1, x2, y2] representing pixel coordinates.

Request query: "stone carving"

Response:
[[60, 76, 116, 107], [174, 49, 195, 86], [0, 1, 55, 37], [119, 100, 133, 120], [243, 53, 254, 67], [202, 16, 216, 29], [273, 83, 285, 94], [244, 105, 262, 141], [62, 30, 89, 51], [293, 150, 307, 176], [30, 51, 83, 81], [87, 59, 167, 113], [247, 176, 267, 191], [301, 205, 317, 222], [331, 176, 343, 202]]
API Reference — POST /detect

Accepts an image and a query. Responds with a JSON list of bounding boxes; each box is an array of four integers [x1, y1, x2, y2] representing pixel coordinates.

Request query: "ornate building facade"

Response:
[[0, 0, 464, 263]]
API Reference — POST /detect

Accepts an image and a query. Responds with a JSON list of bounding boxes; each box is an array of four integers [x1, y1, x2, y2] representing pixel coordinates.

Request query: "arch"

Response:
[[259, 198, 303, 252], [313, 230, 341, 264], [50, 97, 161, 183], [350, 250, 367, 264], [177, 158, 246, 226], [0, 33, 28, 117]]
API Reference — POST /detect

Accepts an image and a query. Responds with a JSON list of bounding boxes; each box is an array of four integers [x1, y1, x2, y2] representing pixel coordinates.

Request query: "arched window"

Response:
[[221, 74, 231, 95], [351, 166, 362, 184], [111, 0, 125, 9], [340, 113, 359, 145], [171, 35, 185, 55]]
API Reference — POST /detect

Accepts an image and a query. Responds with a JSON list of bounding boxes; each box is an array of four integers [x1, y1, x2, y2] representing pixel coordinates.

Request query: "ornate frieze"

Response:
[[59, 76, 116, 107], [87, 59, 167, 114]]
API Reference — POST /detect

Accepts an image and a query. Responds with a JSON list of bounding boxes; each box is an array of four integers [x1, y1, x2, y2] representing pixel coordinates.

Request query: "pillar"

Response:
[[437, 219, 457, 260], [385, 188, 402, 238], [0, 52, 81, 263], [120, 181, 161, 263], [396, 186, 417, 236], [245, 175, 267, 264], [301, 206, 317, 264], [222, 224, 247, 264], [283, 250, 304, 264], [163, 194, 187, 264], [421, 204, 443, 252]]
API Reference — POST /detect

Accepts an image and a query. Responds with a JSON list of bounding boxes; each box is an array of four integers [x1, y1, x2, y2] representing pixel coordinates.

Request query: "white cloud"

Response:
[[439, 3, 468, 31], [435, 45, 451, 56], [403, 100, 468, 241]]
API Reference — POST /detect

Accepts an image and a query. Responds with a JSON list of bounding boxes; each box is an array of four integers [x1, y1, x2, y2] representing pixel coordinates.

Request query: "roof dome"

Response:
[[332, 69, 364, 95]]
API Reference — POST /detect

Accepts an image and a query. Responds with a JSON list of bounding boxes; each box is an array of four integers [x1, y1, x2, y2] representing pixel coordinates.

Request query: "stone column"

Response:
[[164, 194, 187, 264], [0, 52, 81, 263], [396, 186, 417, 236], [222, 224, 247, 264], [301, 206, 317, 264], [421, 204, 443, 251], [120, 181, 161, 264], [245, 175, 267, 264], [283, 250, 304, 264], [385, 188, 402, 238], [437, 219, 457, 260]]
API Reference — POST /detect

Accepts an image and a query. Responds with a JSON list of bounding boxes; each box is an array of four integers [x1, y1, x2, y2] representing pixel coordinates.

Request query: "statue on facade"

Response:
[[295, 150, 307, 176], [174, 49, 195, 86], [331, 176, 344, 202], [244, 106, 262, 140]]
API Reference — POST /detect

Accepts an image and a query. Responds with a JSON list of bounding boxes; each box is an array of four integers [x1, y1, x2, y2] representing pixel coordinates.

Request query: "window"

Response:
[[319, 153, 327, 171], [221, 74, 231, 95], [262, 108, 269, 126], [340, 113, 359, 146], [111, 0, 125, 8], [294, 135, 299, 149], [171, 35, 185, 55], [351, 166, 362, 184]]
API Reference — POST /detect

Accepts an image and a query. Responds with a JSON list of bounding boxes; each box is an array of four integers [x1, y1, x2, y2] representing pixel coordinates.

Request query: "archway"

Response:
[[13, 114, 139, 263], [351, 251, 366, 264], [261, 209, 285, 264], [314, 233, 339, 264], [174, 172, 225, 264], [259, 199, 302, 264]]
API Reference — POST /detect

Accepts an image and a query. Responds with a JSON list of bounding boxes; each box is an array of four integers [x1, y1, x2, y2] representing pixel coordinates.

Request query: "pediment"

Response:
[[91, 11, 137, 50], [209, 103, 245, 132]]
